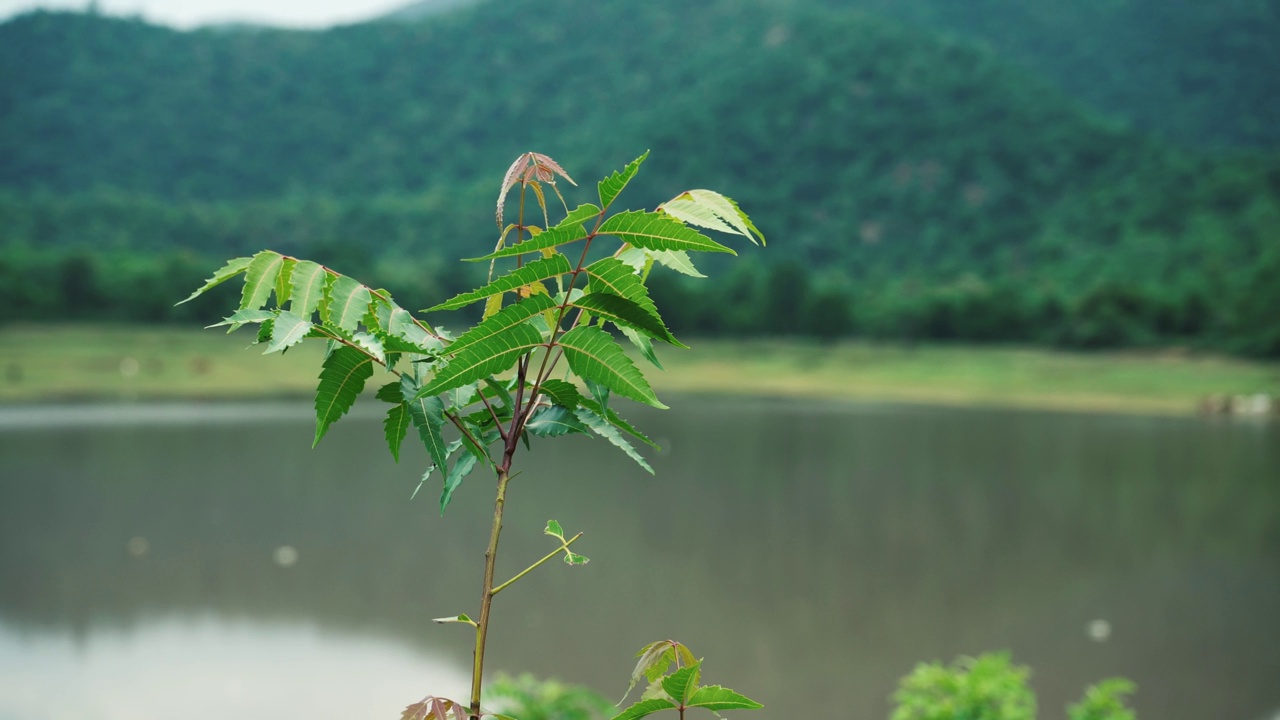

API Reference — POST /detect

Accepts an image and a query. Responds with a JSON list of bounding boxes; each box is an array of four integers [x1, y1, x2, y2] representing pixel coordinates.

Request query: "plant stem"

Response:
[[470, 467, 512, 719], [490, 532, 583, 596]]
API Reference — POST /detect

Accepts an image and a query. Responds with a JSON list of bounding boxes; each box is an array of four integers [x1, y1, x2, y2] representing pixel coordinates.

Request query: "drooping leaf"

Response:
[[659, 189, 765, 246], [178, 256, 252, 305], [583, 258, 668, 335], [383, 403, 411, 463], [647, 250, 705, 278], [416, 323, 544, 399], [685, 686, 763, 712], [661, 663, 702, 705], [598, 150, 649, 210], [264, 310, 312, 354], [580, 398, 659, 450], [576, 406, 653, 474], [432, 614, 476, 626], [468, 217, 592, 261], [405, 376, 449, 472], [313, 345, 374, 446], [610, 699, 676, 720], [559, 325, 664, 409], [441, 451, 479, 515], [447, 294, 555, 357], [482, 377, 514, 411], [353, 331, 386, 364], [564, 552, 589, 565], [625, 642, 681, 702], [544, 519, 564, 538], [598, 211, 734, 255], [584, 378, 610, 414], [621, 326, 664, 369], [371, 301, 443, 354], [287, 260, 327, 318], [274, 256, 297, 307], [401, 696, 469, 720], [525, 404, 592, 437], [536, 379, 582, 409], [323, 274, 372, 332], [239, 251, 286, 310], [482, 292, 504, 319], [425, 254, 573, 312], [208, 308, 275, 332], [376, 380, 402, 403], [571, 292, 682, 346]]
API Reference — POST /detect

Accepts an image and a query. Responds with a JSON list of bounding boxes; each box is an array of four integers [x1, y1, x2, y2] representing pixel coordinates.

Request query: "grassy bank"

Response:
[[2, 325, 1278, 416]]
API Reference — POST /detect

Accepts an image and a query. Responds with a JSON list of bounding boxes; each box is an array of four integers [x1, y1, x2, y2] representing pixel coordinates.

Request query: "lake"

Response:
[[1, 398, 1277, 720]]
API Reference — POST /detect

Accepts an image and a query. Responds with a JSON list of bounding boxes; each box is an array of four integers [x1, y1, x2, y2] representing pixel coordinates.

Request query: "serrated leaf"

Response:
[[208, 308, 275, 332], [686, 686, 763, 712], [662, 663, 702, 705], [376, 380, 402, 403], [482, 292, 504, 319], [660, 189, 765, 246], [371, 301, 443, 354], [572, 292, 682, 346], [625, 642, 678, 702], [353, 331, 386, 364], [384, 403, 410, 463], [256, 317, 274, 344], [313, 345, 374, 446], [425, 255, 572, 312], [583, 258, 668, 336], [559, 325, 664, 409], [647, 250, 705, 278], [585, 378, 611, 414], [274, 256, 297, 307], [323, 274, 372, 332], [287, 260, 328, 318], [576, 406, 653, 474], [264, 310, 311, 354], [482, 377, 515, 411], [610, 699, 676, 720], [580, 397, 659, 450], [447, 294, 556, 357], [536, 379, 582, 409], [239, 251, 286, 310], [526, 404, 593, 437], [545, 519, 564, 537], [468, 219, 591, 261], [417, 323, 544, 399], [432, 614, 476, 626], [621, 326, 664, 370], [598, 151, 649, 209], [178, 256, 252, 305], [405, 376, 449, 472], [599, 211, 734, 255], [564, 552, 589, 566], [441, 451, 479, 515]]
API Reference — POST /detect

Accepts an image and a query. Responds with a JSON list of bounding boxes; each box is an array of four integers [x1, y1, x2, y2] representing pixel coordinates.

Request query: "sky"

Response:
[[0, 0, 407, 28]]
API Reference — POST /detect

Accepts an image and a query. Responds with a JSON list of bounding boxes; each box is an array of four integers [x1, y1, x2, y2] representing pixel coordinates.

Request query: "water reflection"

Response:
[[0, 616, 470, 719], [0, 398, 1277, 719]]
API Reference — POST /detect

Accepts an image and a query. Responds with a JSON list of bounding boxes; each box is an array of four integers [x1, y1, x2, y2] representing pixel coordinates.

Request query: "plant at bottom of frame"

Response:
[[181, 150, 765, 719], [611, 640, 762, 720]]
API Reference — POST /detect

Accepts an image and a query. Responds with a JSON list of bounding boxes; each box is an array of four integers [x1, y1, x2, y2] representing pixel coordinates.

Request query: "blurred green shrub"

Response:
[[486, 674, 614, 720], [1068, 679, 1137, 720]]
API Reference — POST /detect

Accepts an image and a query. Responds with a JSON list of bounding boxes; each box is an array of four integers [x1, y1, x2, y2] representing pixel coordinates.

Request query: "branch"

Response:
[[490, 532, 584, 596]]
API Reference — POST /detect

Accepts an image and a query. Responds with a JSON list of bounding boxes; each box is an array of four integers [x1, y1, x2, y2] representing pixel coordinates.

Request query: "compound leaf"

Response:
[[405, 380, 449, 472], [599, 211, 734, 255], [178, 256, 252, 305], [425, 254, 572, 312], [559, 325, 664, 409], [447, 294, 556, 356], [571, 292, 682, 346], [313, 345, 374, 446], [583, 258, 667, 334], [417, 323, 544, 399], [576, 406, 653, 474]]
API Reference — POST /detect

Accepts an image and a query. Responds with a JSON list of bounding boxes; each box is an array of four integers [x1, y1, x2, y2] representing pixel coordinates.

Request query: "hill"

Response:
[[0, 1, 1277, 354]]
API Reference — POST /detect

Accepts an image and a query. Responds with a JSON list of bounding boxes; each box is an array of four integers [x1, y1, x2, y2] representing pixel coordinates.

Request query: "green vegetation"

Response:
[[893, 653, 1136, 720], [179, 153, 763, 719], [2, 1, 1277, 357]]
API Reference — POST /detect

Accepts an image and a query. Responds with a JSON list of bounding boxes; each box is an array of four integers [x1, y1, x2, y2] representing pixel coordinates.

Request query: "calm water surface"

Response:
[[1, 398, 1277, 720]]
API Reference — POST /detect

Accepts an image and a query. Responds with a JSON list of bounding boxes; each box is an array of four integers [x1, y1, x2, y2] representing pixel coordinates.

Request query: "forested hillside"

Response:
[[1, 0, 1277, 354]]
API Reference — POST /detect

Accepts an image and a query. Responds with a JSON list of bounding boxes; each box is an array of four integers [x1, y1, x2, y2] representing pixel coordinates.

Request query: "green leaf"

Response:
[[384, 403, 410, 463], [441, 451, 479, 515], [468, 218, 591, 261], [405, 377, 449, 472], [544, 519, 564, 538], [416, 323, 544, 399], [371, 301, 443, 354], [559, 325, 664, 409], [662, 663, 702, 705], [288, 261, 328, 318], [264, 309, 312, 354], [576, 406, 653, 474], [432, 614, 476, 626], [583, 258, 668, 336], [571, 292, 682, 346], [424, 255, 572, 312], [536, 379, 582, 409], [660, 189, 765, 246], [178, 256, 252, 305], [482, 377, 514, 411], [564, 552, 589, 566], [239, 251, 286, 310], [208, 308, 275, 332], [525, 404, 592, 437], [323, 274, 372, 332], [353, 331, 386, 364], [647, 250, 705, 278], [580, 397, 658, 450], [376, 380, 402, 403], [313, 345, 374, 446], [610, 699, 675, 720], [585, 378, 610, 414], [621, 326, 664, 369], [447, 294, 555, 356], [686, 686, 763, 712], [598, 151, 649, 209], [598, 211, 735, 255], [275, 256, 297, 307]]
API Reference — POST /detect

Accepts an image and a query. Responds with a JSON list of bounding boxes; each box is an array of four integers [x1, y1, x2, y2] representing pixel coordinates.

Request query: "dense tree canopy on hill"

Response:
[[0, 0, 1277, 354]]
